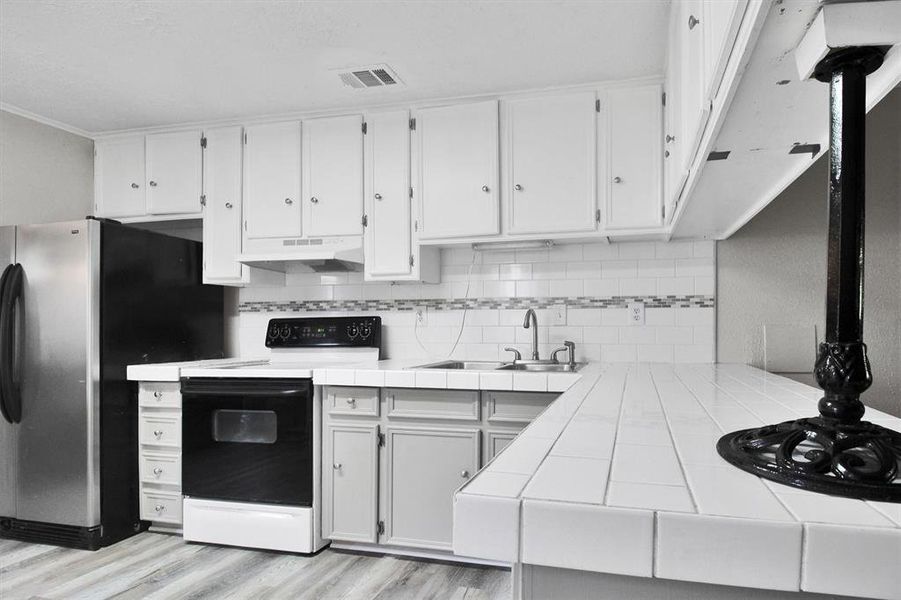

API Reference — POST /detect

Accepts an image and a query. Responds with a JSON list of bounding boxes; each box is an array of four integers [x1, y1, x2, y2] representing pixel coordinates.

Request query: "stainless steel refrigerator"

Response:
[[0, 218, 223, 549]]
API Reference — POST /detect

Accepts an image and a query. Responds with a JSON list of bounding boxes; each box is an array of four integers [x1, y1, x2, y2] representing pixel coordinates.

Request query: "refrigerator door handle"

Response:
[[0, 263, 23, 423], [0, 263, 12, 423]]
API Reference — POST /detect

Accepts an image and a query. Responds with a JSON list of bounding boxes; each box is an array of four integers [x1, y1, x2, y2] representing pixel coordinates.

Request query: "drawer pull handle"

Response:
[[346, 398, 356, 407], [153, 467, 163, 476], [461, 470, 470, 479], [333, 463, 342, 470], [153, 430, 163, 439], [154, 504, 165, 513], [153, 391, 163, 400]]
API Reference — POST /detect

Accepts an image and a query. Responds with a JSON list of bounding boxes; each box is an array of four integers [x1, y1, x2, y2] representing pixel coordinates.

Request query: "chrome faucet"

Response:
[[523, 309, 540, 360]]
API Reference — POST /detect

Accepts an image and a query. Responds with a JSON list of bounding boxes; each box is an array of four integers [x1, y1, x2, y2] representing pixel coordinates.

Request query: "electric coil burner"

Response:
[[717, 46, 901, 503]]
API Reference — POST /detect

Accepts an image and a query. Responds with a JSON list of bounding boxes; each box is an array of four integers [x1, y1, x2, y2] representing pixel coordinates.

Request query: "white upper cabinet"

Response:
[[202, 126, 245, 283], [243, 121, 302, 240], [364, 110, 412, 280], [703, 0, 748, 102], [145, 130, 203, 215], [505, 91, 597, 234], [416, 101, 499, 240], [94, 137, 145, 218], [604, 85, 664, 230], [302, 115, 364, 237]]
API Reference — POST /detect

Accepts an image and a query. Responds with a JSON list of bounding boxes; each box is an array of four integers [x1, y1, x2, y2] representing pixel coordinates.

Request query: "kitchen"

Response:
[[1, 1, 900, 599]]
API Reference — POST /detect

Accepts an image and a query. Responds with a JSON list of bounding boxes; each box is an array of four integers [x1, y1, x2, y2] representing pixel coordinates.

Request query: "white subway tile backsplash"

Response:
[[235, 241, 717, 364]]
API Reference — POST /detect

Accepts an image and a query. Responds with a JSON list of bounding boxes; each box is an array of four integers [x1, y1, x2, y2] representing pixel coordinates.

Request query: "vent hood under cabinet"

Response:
[[238, 236, 363, 273]]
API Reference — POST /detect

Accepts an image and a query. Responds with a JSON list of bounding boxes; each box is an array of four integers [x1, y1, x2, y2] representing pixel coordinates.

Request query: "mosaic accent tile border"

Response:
[[239, 295, 716, 313]]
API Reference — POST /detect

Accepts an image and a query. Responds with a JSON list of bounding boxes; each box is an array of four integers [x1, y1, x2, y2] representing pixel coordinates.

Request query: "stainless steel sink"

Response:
[[498, 362, 584, 372], [412, 360, 509, 370]]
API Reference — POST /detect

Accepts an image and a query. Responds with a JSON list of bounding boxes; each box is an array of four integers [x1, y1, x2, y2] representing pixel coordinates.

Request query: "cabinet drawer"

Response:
[[485, 391, 557, 424], [486, 430, 520, 461], [385, 389, 480, 421], [326, 386, 379, 417], [140, 413, 181, 448], [140, 451, 182, 486], [138, 382, 181, 408], [141, 490, 183, 524]]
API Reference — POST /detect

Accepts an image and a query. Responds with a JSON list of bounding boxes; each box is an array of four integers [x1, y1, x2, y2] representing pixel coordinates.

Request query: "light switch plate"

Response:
[[764, 324, 817, 373], [628, 302, 645, 325]]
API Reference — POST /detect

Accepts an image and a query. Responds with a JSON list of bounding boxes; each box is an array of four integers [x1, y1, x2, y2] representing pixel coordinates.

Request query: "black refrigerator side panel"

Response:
[[99, 222, 224, 545]]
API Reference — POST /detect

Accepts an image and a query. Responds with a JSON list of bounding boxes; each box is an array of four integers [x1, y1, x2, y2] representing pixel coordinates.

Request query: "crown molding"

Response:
[[0, 102, 94, 139]]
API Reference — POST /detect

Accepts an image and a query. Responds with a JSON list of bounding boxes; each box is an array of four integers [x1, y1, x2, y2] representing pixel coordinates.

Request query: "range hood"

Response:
[[238, 236, 363, 273]]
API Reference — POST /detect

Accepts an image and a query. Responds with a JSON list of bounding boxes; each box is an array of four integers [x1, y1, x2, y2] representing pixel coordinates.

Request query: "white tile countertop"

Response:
[[453, 363, 901, 600]]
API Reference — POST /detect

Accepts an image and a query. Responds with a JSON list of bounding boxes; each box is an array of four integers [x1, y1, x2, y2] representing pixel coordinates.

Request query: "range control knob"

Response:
[[267, 324, 280, 340], [279, 326, 291, 339], [346, 325, 359, 339], [360, 325, 372, 339]]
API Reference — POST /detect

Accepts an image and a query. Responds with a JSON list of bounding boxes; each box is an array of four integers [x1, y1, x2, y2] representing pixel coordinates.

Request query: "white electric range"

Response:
[[178, 316, 381, 554]]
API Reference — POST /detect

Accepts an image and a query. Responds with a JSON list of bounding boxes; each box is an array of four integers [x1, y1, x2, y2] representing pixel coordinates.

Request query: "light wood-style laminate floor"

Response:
[[0, 533, 511, 600]]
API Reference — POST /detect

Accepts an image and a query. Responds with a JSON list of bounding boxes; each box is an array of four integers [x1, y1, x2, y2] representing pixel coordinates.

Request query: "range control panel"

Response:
[[265, 316, 381, 349]]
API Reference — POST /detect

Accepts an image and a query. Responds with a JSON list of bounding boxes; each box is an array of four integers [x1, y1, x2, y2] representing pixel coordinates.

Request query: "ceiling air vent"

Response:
[[335, 64, 403, 89]]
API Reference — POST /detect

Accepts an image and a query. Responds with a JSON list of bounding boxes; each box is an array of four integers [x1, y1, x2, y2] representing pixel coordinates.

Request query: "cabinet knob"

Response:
[[149, 181, 158, 187], [514, 184, 523, 191], [481, 185, 490, 193], [131, 183, 140, 189], [153, 430, 163, 439], [225, 202, 233, 209], [153, 391, 162, 399], [374, 193, 382, 201], [153, 467, 163, 476], [688, 14, 700, 29], [154, 504, 165, 513], [333, 463, 342, 470], [664, 150, 671, 158], [285, 198, 293, 205], [310, 197, 319, 204], [461, 470, 470, 478], [613, 176, 623, 184], [346, 398, 356, 407], [666, 134, 676, 143]]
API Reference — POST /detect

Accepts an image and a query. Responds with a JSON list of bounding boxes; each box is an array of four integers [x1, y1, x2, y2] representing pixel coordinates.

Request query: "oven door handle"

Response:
[[182, 388, 311, 398]]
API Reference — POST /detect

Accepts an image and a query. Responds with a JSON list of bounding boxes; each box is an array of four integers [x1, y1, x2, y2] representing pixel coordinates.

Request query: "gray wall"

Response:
[[0, 110, 94, 226], [717, 89, 901, 417]]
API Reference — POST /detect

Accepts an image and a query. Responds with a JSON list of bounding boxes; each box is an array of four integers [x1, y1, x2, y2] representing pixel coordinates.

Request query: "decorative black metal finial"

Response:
[[717, 45, 901, 503]]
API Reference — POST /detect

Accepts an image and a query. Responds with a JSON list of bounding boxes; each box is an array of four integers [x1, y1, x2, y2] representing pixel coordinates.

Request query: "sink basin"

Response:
[[498, 363, 584, 372], [412, 360, 509, 370]]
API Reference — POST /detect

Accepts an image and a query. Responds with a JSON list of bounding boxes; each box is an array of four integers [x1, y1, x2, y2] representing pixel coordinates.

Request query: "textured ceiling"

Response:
[[0, 0, 670, 133]]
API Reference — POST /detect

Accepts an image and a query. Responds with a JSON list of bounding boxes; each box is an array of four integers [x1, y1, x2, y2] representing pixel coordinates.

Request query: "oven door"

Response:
[[181, 378, 313, 507]]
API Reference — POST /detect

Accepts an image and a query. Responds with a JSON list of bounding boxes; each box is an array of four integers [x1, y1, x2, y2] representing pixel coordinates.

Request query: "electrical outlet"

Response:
[[415, 306, 428, 326], [628, 302, 645, 325]]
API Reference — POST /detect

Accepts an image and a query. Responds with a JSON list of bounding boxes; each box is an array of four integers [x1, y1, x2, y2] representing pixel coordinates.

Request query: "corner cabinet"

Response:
[[94, 137, 146, 218], [504, 91, 598, 235], [322, 386, 557, 555], [363, 110, 439, 282], [603, 84, 664, 230], [415, 101, 500, 240]]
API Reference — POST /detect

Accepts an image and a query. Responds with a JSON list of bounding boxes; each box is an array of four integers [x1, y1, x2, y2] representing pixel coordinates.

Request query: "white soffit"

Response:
[[0, 0, 671, 134]]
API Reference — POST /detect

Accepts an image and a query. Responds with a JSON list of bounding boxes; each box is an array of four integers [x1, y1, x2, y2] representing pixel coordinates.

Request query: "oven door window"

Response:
[[181, 379, 313, 507]]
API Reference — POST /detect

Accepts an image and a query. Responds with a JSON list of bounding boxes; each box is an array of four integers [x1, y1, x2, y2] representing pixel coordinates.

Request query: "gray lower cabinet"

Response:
[[324, 423, 379, 543], [383, 426, 480, 550], [322, 386, 557, 553]]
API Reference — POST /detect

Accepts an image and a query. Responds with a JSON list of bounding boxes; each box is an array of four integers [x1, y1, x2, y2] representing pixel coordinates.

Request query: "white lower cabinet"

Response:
[[383, 426, 479, 550], [324, 423, 379, 543], [322, 387, 557, 555], [137, 382, 183, 527]]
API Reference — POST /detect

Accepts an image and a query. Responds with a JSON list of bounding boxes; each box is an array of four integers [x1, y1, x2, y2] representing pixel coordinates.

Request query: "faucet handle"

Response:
[[550, 347, 568, 363], [504, 347, 522, 362], [564, 341, 576, 366]]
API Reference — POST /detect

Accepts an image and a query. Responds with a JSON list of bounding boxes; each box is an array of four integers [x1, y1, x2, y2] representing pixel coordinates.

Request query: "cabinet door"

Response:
[[244, 121, 302, 239], [605, 85, 664, 229], [145, 130, 202, 215], [679, 0, 710, 173], [384, 426, 479, 550], [202, 126, 246, 283], [664, 6, 688, 224], [703, 0, 747, 102], [325, 424, 379, 543], [417, 101, 499, 239], [506, 92, 597, 234], [94, 136, 145, 218], [364, 110, 412, 279], [302, 115, 364, 237]]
